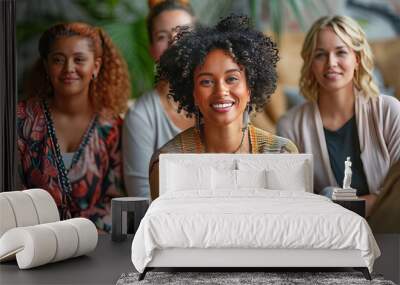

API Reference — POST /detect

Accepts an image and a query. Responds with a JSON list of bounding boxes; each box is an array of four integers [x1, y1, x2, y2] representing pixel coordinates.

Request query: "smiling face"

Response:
[[311, 27, 358, 95], [193, 49, 250, 128], [149, 9, 193, 61], [45, 36, 101, 98]]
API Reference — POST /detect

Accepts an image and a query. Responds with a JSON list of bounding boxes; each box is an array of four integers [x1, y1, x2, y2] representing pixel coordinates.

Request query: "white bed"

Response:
[[131, 154, 380, 280]]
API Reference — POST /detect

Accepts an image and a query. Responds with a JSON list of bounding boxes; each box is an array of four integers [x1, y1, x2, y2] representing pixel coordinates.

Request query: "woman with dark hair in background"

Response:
[[123, 0, 195, 198], [149, 14, 298, 200], [17, 22, 130, 233], [277, 15, 400, 219]]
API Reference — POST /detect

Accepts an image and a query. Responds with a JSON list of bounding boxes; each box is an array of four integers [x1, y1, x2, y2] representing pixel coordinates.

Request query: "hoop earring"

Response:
[[242, 103, 250, 132], [92, 74, 97, 80], [195, 106, 201, 132]]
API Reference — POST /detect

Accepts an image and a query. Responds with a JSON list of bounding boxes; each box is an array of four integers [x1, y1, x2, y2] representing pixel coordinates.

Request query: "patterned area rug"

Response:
[[116, 271, 395, 285]]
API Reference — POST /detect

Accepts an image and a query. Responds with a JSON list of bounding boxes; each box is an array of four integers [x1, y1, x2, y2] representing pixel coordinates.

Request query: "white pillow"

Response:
[[212, 169, 237, 190], [167, 163, 212, 191], [266, 165, 307, 191], [212, 169, 267, 190], [237, 169, 267, 189]]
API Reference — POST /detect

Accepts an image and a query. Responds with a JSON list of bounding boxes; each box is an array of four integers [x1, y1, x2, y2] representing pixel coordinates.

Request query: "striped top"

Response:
[[149, 125, 298, 199]]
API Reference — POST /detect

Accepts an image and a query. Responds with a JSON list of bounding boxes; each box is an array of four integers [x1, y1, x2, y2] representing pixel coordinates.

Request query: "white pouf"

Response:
[[0, 218, 98, 269]]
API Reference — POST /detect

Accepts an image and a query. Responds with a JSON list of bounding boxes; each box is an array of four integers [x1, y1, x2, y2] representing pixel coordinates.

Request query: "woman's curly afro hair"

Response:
[[157, 14, 279, 116]]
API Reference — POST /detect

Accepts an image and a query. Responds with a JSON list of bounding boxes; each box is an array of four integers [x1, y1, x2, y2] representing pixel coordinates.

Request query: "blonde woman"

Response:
[[277, 15, 400, 216]]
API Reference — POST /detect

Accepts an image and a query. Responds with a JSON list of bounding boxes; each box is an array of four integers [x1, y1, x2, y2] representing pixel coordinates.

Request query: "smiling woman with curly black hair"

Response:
[[149, 14, 298, 199]]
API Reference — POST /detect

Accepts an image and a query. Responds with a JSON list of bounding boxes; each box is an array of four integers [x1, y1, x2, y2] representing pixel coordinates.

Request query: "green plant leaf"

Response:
[[102, 19, 154, 98], [287, 0, 306, 31]]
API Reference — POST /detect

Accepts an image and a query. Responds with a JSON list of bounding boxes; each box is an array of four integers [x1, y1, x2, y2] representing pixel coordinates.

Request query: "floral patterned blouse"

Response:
[[17, 99, 126, 233]]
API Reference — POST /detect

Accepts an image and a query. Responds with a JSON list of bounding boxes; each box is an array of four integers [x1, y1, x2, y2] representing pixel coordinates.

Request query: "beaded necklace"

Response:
[[42, 100, 98, 220]]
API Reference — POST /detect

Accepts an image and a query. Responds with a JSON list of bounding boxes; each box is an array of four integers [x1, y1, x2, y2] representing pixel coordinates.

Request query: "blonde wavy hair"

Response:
[[299, 15, 379, 102], [25, 22, 130, 116]]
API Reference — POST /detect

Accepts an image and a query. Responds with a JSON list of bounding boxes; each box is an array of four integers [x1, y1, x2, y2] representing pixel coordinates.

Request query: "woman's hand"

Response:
[[359, 193, 378, 217]]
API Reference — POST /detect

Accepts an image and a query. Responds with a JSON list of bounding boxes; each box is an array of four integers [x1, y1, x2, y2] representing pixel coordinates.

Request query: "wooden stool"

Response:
[[111, 197, 149, 242]]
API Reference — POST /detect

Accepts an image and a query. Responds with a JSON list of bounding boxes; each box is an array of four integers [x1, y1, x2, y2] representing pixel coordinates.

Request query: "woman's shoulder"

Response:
[[98, 114, 123, 126], [124, 90, 161, 126], [279, 101, 314, 123], [358, 92, 399, 108], [250, 125, 298, 154], [149, 129, 185, 173], [16, 99, 46, 142], [378, 95, 400, 128], [159, 127, 200, 154], [359, 93, 400, 121], [276, 101, 316, 138], [126, 90, 159, 115], [150, 127, 200, 163], [16, 99, 45, 136], [17, 98, 43, 120], [97, 114, 123, 140], [379, 94, 400, 110]]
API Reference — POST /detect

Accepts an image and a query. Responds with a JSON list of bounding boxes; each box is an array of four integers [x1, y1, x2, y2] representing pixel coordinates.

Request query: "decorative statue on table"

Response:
[[343, 157, 353, 189], [331, 157, 357, 200]]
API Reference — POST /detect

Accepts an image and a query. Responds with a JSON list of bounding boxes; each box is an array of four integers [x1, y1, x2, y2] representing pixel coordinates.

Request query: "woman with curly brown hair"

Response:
[[17, 22, 131, 233], [148, 14, 298, 200]]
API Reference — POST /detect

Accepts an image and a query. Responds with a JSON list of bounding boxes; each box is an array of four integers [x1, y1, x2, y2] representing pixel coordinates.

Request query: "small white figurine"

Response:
[[343, 157, 352, 189]]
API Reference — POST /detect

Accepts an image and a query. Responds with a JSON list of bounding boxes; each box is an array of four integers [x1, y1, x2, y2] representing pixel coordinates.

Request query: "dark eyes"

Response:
[[75, 57, 86, 63], [314, 50, 348, 59], [226, 76, 238, 83], [50, 56, 87, 64], [199, 79, 213, 86], [155, 33, 170, 42], [199, 76, 239, 87], [52, 57, 64, 64]]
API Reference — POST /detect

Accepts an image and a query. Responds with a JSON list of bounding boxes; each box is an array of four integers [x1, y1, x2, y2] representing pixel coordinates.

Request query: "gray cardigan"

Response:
[[277, 92, 400, 194], [122, 90, 181, 198]]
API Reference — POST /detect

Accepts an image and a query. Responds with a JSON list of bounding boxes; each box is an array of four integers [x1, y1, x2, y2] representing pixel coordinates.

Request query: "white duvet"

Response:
[[131, 190, 380, 273]]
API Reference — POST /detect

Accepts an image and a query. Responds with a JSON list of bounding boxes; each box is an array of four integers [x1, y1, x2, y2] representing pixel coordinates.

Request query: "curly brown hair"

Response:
[[24, 22, 130, 116]]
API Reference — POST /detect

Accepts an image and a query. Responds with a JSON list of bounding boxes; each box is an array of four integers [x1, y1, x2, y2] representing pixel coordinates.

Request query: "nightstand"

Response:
[[111, 197, 149, 242], [332, 198, 365, 218]]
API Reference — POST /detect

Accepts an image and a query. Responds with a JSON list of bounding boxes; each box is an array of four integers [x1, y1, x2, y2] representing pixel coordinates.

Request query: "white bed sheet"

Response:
[[131, 190, 380, 273]]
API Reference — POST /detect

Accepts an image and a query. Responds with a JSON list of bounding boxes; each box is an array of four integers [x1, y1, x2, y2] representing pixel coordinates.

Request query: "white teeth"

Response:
[[212, 102, 234, 109], [325, 72, 340, 78]]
